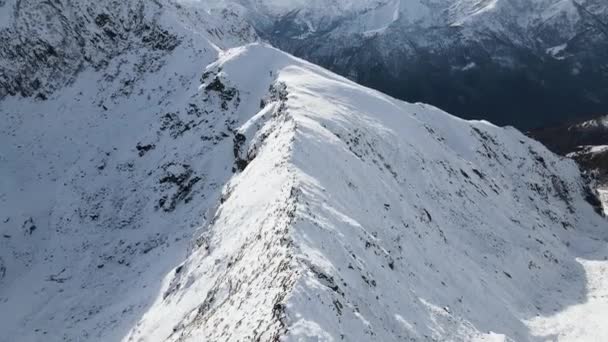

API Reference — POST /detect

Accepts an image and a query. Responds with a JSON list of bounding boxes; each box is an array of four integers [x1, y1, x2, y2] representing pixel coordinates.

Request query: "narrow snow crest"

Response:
[[130, 44, 608, 341], [2, 34, 607, 342]]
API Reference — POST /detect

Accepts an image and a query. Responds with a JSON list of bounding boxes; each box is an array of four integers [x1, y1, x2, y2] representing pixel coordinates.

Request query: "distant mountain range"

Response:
[[530, 114, 608, 189], [222, 0, 608, 129], [529, 114, 608, 153]]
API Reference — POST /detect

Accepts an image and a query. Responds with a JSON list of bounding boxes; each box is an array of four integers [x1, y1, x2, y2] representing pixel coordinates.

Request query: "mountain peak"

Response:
[[129, 43, 607, 341], [1, 2, 607, 342]]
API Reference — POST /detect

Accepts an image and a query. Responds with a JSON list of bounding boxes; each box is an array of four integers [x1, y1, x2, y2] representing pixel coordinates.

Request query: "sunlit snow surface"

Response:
[[600, 189, 608, 216], [130, 44, 608, 342], [526, 258, 608, 341], [1, 3, 607, 340]]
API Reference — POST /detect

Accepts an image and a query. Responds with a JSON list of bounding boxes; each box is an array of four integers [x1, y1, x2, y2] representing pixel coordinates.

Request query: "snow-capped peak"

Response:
[[1, 1, 607, 342], [125, 43, 608, 341]]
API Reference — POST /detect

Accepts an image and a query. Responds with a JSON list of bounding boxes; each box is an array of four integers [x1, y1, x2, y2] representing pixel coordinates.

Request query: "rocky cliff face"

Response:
[[530, 114, 608, 214], [0, 0, 257, 100]]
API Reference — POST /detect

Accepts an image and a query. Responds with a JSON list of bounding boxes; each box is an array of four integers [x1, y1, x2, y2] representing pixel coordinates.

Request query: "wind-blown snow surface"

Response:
[[1, 15, 607, 341], [0, 0, 256, 340], [124, 45, 608, 341]]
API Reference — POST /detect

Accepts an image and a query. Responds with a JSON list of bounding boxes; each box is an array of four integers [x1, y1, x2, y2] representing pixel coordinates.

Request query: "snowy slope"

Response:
[[0, 0, 258, 340], [126, 45, 607, 341], [1, 1, 608, 341], [600, 189, 608, 215], [0, 0, 257, 99]]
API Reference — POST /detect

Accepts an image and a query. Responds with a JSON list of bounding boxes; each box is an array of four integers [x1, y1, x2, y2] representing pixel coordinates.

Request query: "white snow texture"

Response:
[[1, 1, 607, 342]]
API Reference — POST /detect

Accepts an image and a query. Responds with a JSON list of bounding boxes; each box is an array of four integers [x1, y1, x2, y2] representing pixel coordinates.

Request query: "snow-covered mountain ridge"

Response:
[[1, 1, 608, 341], [208, 0, 608, 129], [128, 44, 608, 342]]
